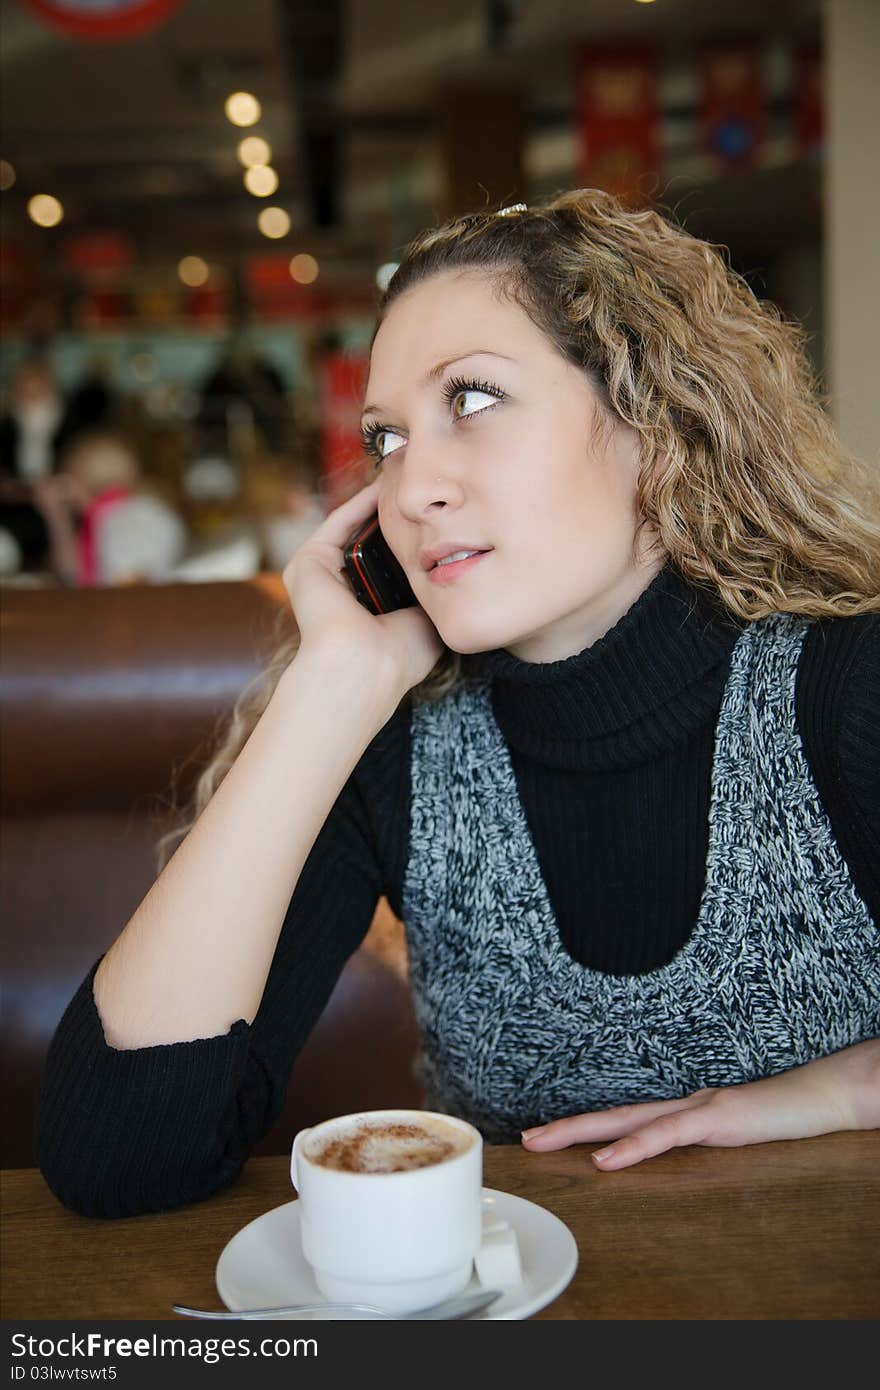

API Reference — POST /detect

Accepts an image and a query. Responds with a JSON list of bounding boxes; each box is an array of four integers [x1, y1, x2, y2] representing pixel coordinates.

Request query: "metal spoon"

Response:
[[173, 1288, 502, 1321]]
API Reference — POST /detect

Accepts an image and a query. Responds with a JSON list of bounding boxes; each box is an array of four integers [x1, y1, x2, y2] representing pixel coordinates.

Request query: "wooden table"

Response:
[[3, 1133, 878, 1320]]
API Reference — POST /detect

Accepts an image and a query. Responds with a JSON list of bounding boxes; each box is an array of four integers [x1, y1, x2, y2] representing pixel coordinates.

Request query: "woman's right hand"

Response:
[[282, 478, 443, 703]]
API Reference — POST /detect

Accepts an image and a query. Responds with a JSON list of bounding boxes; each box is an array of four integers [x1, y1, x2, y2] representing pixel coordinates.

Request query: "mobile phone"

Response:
[[342, 512, 417, 615]]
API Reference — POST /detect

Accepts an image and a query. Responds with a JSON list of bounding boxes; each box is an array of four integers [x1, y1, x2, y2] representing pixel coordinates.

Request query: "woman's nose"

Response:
[[391, 438, 465, 519]]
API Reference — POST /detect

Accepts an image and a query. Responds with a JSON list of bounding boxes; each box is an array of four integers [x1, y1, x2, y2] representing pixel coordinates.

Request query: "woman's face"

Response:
[[364, 269, 664, 662]]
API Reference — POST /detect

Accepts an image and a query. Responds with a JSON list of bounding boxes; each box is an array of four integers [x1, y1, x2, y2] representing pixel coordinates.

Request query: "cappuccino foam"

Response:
[[308, 1116, 472, 1174]]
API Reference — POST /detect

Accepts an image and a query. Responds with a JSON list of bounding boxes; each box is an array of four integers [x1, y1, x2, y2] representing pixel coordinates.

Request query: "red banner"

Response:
[[20, 0, 183, 43], [76, 287, 129, 327], [244, 254, 327, 322], [63, 231, 134, 278], [187, 283, 228, 327], [794, 43, 823, 156], [245, 255, 298, 293], [318, 352, 370, 510], [577, 47, 658, 207], [699, 40, 766, 171]]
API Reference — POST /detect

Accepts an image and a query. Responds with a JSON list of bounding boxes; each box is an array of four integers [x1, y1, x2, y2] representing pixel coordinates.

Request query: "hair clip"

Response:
[[496, 203, 527, 217]]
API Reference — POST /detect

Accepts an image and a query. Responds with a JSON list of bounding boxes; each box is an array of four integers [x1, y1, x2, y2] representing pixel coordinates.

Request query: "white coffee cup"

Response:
[[290, 1108, 483, 1314]]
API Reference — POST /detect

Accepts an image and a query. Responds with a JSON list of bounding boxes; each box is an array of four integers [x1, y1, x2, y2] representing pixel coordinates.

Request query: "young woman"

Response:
[[38, 189, 880, 1218]]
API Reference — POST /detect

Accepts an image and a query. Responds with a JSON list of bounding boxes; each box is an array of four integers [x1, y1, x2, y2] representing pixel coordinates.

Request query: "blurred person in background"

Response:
[[241, 451, 324, 572], [33, 428, 187, 587], [58, 357, 117, 448], [0, 356, 129, 579], [0, 358, 66, 573], [196, 338, 289, 458], [165, 449, 325, 584]]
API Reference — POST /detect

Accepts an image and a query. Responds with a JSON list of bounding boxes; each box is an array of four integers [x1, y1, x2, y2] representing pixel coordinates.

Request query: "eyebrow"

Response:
[[361, 350, 516, 422]]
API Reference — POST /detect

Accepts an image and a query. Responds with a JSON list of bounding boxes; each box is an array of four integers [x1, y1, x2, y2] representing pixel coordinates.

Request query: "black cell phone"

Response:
[[342, 512, 417, 615]]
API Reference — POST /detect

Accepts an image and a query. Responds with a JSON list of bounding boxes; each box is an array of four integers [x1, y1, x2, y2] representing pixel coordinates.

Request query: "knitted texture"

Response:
[[402, 614, 880, 1142]]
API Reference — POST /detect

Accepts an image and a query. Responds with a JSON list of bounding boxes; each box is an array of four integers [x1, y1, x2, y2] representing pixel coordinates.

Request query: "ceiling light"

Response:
[[238, 136, 271, 168], [258, 207, 290, 239], [289, 254, 318, 284], [27, 194, 63, 227], [178, 256, 210, 287], [0, 160, 15, 192], [244, 165, 279, 197], [225, 92, 261, 127]]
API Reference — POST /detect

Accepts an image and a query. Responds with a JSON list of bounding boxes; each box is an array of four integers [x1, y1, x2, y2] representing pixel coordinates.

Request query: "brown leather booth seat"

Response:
[[0, 577, 421, 1170]]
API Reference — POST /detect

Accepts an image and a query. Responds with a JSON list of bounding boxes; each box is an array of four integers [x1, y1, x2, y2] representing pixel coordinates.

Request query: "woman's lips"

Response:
[[426, 549, 493, 586]]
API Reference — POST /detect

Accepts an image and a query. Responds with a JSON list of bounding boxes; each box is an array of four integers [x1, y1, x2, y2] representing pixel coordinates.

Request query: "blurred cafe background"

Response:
[[0, 0, 878, 1168], [1, 0, 877, 589]]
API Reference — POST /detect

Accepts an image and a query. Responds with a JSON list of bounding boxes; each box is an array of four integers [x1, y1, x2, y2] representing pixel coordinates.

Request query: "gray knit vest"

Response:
[[401, 614, 880, 1141]]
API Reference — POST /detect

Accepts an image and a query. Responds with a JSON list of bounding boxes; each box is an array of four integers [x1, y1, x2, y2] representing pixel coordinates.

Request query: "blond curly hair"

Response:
[[157, 186, 880, 868]]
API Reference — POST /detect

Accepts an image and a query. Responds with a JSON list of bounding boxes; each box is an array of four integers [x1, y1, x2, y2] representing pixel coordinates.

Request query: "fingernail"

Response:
[[592, 1146, 615, 1162], [521, 1126, 546, 1141]]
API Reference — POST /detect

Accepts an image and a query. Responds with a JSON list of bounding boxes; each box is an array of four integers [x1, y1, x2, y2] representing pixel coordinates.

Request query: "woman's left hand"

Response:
[[521, 1039, 880, 1170]]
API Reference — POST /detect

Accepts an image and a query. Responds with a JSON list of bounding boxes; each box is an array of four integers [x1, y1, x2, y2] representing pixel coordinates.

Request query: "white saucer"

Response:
[[216, 1188, 578, 1321]]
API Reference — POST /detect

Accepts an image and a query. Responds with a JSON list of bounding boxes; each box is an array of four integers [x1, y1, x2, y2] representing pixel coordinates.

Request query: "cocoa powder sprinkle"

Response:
[[311, 1121, 463, 1173]]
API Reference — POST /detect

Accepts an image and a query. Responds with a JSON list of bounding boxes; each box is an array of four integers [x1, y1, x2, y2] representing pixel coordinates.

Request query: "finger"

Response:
[[282, 480, 383, 590], [521, 1095, 703, 1150], [590, 1108, 710, 1171]]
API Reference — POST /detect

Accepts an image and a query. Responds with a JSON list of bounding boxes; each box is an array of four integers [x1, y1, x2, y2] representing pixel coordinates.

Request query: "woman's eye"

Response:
[[375, 429, 406, 460], [450, 388, 499, 419], [442, 375, 505, 420], [361, 424, 405, 464]]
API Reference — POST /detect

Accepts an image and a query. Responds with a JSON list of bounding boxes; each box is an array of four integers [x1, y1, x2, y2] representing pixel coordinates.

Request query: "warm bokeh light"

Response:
[[289, 253, 319, 284], [258, 206, 290, 239], [244, 164, 279, 197], [27, 194, 64, 227], [177, 255, 210, 287], [237, 136, 272, 167], [0, 160, 15, 191], [376, 261, 399, 292], [225, 92, 261, 127]]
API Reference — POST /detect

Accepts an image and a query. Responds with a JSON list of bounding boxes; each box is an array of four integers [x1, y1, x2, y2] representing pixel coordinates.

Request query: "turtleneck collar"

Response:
[[469, 565, 744, 771]]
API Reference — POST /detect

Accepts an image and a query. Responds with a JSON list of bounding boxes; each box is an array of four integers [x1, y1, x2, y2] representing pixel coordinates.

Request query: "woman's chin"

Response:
[[431, 613, 522, 657]]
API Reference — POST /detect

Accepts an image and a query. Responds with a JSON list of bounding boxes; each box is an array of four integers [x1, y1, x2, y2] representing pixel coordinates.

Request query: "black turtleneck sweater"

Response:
[[37, 566, 879, 1217]]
